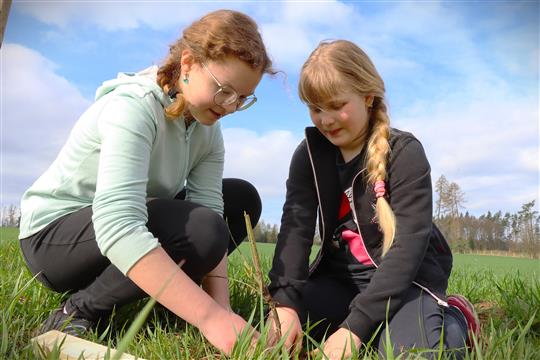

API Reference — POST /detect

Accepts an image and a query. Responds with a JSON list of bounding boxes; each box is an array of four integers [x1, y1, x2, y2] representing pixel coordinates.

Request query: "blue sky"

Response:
[[1, 1, 538, 225]]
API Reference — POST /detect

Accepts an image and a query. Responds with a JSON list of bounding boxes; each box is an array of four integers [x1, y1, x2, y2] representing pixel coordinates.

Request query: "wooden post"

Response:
[[31, 330, 144, 360], [0, 0, 11, 48]]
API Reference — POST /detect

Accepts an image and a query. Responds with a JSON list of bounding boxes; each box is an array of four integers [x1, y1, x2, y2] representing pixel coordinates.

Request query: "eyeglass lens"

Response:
[[214, 87, 256, 110]]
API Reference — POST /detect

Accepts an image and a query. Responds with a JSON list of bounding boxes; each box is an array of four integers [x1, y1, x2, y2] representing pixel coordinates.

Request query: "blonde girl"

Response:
[[268, 40, 479, 359]]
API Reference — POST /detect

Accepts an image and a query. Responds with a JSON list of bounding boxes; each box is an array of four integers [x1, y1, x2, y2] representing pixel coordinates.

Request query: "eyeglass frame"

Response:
[[201, 62, 257, 111]]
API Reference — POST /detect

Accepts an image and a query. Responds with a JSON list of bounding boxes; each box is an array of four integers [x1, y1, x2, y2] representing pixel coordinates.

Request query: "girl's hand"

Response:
[[199, 309, 259, 355], [319, 328, 361, 360], [126, 248, 255, 356], [268, 306, 303, 351]]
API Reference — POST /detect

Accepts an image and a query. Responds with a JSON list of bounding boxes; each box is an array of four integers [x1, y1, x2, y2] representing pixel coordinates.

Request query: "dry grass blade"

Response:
[[243, 212, 282, 340]]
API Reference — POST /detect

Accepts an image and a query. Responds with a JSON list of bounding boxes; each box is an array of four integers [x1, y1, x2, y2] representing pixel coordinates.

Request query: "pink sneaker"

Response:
[[447, 294, 480, 347]]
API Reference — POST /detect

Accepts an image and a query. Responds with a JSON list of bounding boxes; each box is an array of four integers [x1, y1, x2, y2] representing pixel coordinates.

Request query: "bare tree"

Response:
[[517, 201, 539, 259], [1, 204, 20, 227], [446, 182, 466, 217], [434, 175, 467, 244], [434, 175, 449, 219]]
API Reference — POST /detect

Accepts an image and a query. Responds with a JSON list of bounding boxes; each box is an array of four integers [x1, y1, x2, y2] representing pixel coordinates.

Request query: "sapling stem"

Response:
[[243, 212, 282, 340]]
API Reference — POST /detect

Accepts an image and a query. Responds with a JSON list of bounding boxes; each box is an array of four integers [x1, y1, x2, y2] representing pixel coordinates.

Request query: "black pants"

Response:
[[301, 272, 468, 359], [20, 178, 261, 320]]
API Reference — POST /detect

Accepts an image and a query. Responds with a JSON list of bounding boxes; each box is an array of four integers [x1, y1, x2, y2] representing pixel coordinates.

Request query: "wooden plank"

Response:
[[31, 330, 144, 360]]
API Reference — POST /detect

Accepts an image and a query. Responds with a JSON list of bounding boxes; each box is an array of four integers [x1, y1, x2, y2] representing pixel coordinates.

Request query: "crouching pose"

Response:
[[19, 9, 274, 355], [268, 40, 479, 359]]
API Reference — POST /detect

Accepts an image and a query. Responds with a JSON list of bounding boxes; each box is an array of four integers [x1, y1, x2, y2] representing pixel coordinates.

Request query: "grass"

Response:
[[1, 226, 539, 359], [452, 254, 539, 281]]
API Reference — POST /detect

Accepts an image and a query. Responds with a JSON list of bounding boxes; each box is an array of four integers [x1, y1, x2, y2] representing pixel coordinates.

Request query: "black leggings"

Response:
[[301, 272, 467, 358], [19, 178, 261, 320]]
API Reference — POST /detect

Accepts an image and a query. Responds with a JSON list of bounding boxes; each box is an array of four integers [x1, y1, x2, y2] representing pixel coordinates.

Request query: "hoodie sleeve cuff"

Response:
[[269, 287, 304, 315], [104, 227, 160, 275], [340, 308, 378, 343]]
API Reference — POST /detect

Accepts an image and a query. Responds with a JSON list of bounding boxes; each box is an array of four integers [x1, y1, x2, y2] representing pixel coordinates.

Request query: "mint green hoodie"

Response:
[[19, 66, 225, 274]]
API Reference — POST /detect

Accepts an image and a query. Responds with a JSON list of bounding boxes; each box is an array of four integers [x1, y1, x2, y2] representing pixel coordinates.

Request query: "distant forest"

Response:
[[2, 175, 539, 258], [252, 175, 539, 259], [433, 175, 539, 258]]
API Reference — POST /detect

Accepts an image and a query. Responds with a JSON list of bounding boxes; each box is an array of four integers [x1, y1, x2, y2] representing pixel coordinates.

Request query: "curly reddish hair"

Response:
[[157, 10, 274, 119]]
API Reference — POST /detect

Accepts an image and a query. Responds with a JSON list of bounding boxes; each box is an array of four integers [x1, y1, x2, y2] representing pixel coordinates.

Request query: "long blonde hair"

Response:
[[299, 40, 396, 255], [157, 10, 275, 119]]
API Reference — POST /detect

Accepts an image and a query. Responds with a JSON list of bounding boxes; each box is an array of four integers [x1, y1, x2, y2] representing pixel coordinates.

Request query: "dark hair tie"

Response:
[[168, 88, 179, 99]]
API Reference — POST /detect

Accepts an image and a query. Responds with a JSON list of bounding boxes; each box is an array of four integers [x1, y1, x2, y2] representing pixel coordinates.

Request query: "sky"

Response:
[[1, 0, 539, 226]]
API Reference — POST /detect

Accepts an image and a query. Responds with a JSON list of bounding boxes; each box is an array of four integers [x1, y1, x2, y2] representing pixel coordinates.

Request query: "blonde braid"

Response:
[[157, 48, 188, 120], [366, 98, 396, 255]]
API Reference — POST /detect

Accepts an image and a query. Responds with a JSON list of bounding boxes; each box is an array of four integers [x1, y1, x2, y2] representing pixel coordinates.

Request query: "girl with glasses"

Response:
[[19, 9, 274, 355]]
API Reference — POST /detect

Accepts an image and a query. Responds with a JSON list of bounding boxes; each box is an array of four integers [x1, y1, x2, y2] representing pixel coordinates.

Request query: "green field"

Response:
[[0, 226, 18, 243], [234, 242, 540, 281], [1, 227, 539, 359], [453, 254, 539, 279]]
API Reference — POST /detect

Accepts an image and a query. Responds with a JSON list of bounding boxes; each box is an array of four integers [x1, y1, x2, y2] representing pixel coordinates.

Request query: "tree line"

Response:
[[434, 175, 539, 258], [2, 178, 539, 258], [252, 175, 539, 259], [251, 220, 279, 244]]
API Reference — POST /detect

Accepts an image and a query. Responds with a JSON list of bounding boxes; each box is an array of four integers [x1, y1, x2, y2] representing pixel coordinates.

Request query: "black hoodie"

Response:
[[268, 127, 453, 341]]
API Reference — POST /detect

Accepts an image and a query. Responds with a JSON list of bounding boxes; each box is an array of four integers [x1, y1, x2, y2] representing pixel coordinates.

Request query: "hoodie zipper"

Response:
[[181, 121, 196, 183], [305, 135, 326, 274], [352, 170, 448, 307], [349, 169, 378, 267], [352, 170, 449, 307], [305, 135, 449, 307]]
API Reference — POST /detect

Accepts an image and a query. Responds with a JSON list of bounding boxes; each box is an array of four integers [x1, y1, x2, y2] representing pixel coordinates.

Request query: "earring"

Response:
[[183, 74, 189, 85]]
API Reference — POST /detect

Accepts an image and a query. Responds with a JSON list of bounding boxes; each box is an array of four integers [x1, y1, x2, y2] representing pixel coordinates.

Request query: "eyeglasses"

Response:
[[201, 62, 257, 111]]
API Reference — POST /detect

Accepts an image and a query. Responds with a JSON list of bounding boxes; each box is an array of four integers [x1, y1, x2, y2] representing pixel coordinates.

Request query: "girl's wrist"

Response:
[[276, 305, 298, 317], [198, 301, 230, 332]]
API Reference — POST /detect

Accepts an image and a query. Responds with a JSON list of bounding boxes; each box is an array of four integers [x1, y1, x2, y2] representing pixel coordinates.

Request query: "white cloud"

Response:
[[461, 181, 539, 215], [14, 1, 359, 72], [222, 128, 300, 199], [15, 2, 220, 31], [281, 1, 352, 26], [5, 2, 538, 220], [518, 147, 540, 173], [408, 95, 537, 171], [367, 3, 540, 215], [399, 93, 539, 214], [222, 128, 301, 225], [260, 2, 362, 71], [1, 43, 91, 205], [260, 22, 317, 70], [0, 43, 300, 221]]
